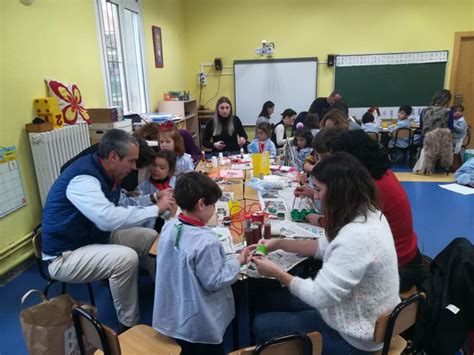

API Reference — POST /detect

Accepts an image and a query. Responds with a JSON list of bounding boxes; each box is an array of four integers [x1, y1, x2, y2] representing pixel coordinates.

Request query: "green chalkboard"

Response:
[[335, 62, 446, 107]]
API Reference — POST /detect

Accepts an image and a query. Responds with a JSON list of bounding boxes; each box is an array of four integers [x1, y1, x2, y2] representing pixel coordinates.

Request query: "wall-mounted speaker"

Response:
[[214, 58, 223, 71], [327, 54, 335, 67]]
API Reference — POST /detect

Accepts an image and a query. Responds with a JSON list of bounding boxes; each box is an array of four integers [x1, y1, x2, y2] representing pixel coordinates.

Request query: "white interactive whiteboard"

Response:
[[234, 58, 318, 126]]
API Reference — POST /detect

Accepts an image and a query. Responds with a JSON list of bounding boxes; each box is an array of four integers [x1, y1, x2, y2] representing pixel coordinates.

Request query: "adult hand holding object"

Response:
[[248, 239, 281, 255], [238, 136, 247, 147], [213, 141, 226, 150], [294, 185, 313, 198], [305, 213, 323, 226]]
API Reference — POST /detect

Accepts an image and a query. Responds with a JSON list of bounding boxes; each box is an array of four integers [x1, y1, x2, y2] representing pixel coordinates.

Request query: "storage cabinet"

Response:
[[158, 100, 199, 146]]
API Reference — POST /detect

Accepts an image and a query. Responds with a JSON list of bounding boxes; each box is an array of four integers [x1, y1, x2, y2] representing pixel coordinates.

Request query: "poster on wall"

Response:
[[152, 26, 164, 68]]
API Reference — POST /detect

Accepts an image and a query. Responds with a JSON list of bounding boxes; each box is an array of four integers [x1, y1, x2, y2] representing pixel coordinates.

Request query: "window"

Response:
[[96, 0, 148, 113]]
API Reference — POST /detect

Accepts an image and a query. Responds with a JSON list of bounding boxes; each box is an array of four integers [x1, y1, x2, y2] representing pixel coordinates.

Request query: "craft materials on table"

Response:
[[244, 250, 308, 278], [219, 169, 244, 179]]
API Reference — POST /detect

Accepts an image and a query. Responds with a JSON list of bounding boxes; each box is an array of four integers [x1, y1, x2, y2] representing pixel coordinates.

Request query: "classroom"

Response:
[[1, 0, 474, 354]]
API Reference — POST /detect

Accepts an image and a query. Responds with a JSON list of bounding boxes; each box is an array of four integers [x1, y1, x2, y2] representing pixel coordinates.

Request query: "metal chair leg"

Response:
[[86, 283, 96, 306], [44, 281, 55, 298], [61, 282, 67, 294]]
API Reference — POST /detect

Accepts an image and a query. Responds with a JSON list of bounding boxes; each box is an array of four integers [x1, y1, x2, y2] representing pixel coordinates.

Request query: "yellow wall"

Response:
[[142, 0, 187, 111], [183, 0, 474, 112], [0, 0, 187, 275]]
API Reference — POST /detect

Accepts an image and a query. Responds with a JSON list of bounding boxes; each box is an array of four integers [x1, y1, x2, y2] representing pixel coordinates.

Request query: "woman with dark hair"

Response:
[[202, 96, 248, 153], [251, 152, 399, 354], [271, 108, 297, 148], [256, 100, 275, 125], [298, 129, 424, 292]]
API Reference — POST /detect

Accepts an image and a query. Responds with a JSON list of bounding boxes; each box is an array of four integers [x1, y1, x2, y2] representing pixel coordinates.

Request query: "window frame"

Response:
[[94, 0, 150, 113]]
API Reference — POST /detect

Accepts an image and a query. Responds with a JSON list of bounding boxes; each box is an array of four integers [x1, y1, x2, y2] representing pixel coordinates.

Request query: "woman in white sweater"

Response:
[[252, 152, 400, 354]]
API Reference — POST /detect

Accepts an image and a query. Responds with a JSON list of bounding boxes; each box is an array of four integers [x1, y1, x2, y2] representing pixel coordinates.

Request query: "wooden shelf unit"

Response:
[[158, 100, 199, 146], [198, 109, 214, 148]]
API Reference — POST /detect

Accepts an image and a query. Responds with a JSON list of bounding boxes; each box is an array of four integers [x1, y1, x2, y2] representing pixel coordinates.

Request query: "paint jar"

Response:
[[255, 244, 268, 256], [211, 156, 218, 168], [264, 223, 271, 239], [244, 228, 253, 246]]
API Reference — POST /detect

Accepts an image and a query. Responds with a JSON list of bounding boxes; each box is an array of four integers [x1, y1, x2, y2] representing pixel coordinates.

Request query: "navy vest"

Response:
[[271, 120, 287, 148], [41, 153, 121, 256]]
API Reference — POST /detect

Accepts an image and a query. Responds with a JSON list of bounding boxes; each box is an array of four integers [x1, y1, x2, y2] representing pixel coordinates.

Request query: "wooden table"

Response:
[[149, 160, 262, 256]]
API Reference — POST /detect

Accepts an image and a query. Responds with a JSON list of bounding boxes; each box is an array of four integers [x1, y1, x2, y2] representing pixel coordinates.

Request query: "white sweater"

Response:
[[289, 210, 400, 352]]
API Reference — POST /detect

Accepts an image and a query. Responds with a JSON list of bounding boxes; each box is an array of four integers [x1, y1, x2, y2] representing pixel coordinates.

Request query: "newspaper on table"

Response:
[[244, 249, 308, 278], [270, 220, 324, 240]]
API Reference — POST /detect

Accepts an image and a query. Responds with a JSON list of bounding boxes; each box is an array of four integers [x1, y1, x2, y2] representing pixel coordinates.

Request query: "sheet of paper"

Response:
[[439, 183, 474, 195], [270, 220, 323, 239], [231, 163, 252, 170], [220, 169, 244, 179]]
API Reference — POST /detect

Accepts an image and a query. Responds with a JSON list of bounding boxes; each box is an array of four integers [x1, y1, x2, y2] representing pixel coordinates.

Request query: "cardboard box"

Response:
[[87, 107, 123, 123], [89, 119, 132, 140], [25, 122, 53, 133]]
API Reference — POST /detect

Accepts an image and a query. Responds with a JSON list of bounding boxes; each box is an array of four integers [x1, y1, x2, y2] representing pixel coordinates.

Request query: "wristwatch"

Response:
[[150, 193, 157, 204]]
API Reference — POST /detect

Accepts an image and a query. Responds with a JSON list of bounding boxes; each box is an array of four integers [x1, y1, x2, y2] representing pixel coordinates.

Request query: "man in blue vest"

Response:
[[41, 129, 173, 330]]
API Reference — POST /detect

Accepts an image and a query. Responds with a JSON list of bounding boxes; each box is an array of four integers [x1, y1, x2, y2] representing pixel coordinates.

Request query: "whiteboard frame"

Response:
[[234, 57, 318, 126]]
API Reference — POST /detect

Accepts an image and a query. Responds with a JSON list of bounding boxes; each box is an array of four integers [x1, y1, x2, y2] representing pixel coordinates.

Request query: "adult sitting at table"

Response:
[[256, 100, 275, 126], [41, 129, 173, 332], [298, 128, 425, 292], [202, 96, 248, 154], [251, 152, 399, 354], [271, 108, 297, 149]]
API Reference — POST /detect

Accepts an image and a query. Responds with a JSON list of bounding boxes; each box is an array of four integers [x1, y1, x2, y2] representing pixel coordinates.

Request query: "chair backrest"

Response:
[[31, 230, 42, 259], [462, 125, 472, 148], [373, 293, 424, 354], [251, 332, 322, 355], [393, 127, 413, 143], [367, 131, 380, 142], [72, 307, 121, 355]]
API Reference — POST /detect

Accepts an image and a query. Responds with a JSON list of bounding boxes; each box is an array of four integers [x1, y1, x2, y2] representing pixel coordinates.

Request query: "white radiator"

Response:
[[28, 123, 91, 206]]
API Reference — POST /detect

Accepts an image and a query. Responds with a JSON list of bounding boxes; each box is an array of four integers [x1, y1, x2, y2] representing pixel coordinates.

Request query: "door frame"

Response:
[[449, 31, 474, 97]]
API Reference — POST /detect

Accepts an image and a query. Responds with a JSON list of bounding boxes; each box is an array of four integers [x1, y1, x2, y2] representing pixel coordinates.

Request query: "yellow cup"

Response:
[[228, 200, 241, 216], [252, 152, 270, 177]]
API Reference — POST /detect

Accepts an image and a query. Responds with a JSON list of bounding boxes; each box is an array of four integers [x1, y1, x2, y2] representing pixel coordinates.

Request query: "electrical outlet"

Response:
[[198, 72, 207, 86]]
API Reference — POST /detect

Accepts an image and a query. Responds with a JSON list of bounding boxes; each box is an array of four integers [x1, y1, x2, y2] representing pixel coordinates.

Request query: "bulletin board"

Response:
[[0, 146, 27, 217]]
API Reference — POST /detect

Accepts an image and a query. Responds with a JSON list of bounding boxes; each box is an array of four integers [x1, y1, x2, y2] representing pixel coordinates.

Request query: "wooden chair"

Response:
[[229, 331, 322, 355], [367, 131, 380, 143], [373, 293, 425, 355], [72, 307, 181, 355], [32, 229, 96, 305]]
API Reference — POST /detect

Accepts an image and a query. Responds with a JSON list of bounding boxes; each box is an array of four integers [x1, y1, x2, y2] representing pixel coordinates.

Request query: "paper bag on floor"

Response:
[[19, 289, 96, 355]]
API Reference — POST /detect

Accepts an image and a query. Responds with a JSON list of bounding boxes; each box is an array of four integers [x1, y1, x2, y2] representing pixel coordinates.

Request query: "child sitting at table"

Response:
[[361, 111, 382, 133], [388, 105, 413, 148], [291, 128, 314, 171], [248, 121, 277, 158], [121, 150, 178, 231], [159, 121, 194, 175], [455, 157, 474, 187], [152, 172, 249, 355], [451, 104, 468, 151]]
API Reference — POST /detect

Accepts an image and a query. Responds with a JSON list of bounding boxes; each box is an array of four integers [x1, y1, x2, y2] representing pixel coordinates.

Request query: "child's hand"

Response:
[[238, 247, 251, 265]]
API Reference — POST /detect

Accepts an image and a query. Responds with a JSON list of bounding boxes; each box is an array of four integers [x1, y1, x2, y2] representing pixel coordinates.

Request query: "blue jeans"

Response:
[[253, 309, 375, 355]]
